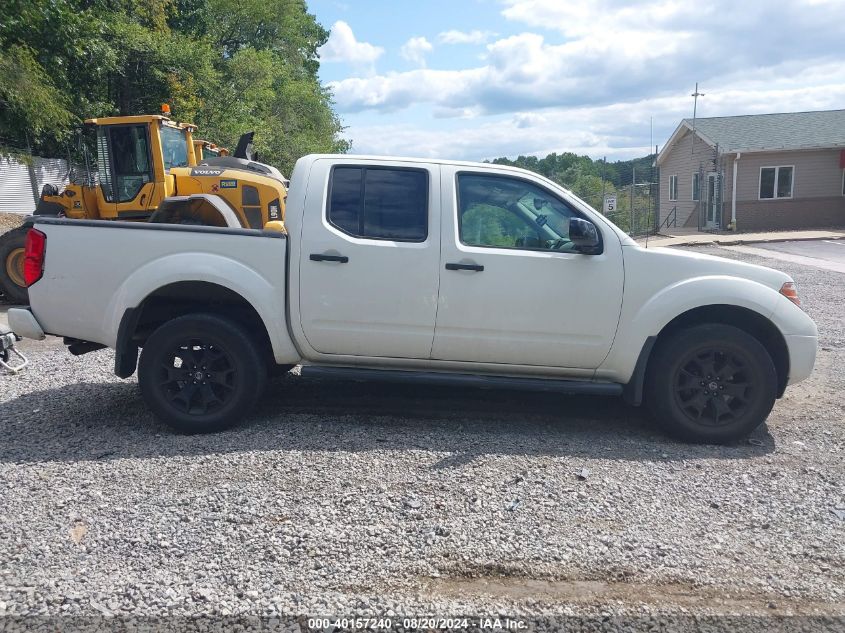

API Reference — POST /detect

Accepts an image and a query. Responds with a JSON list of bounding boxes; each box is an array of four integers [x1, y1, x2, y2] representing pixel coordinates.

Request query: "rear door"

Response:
[[297, 159, 441, 359]]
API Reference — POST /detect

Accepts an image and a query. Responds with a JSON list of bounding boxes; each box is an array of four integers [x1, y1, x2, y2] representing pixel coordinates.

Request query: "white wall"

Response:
[[0, 156, 68, 215]]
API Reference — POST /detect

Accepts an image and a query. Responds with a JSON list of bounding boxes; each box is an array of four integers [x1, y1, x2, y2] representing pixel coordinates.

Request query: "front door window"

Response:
[[457, 173, 578, 252]]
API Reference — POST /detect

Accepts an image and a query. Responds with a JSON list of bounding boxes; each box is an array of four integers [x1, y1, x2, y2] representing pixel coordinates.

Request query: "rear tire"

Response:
[[138, 313, 267, 434], [645, 324, 777, 444], [0, 227, 30, 305]]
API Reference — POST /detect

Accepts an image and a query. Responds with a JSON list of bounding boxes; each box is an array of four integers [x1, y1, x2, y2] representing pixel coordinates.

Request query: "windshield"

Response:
[[160, 125, 189, 170]]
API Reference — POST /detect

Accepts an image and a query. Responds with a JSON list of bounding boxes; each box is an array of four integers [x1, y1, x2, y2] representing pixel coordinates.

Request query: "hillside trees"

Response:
[[490, 152, 658, 232]]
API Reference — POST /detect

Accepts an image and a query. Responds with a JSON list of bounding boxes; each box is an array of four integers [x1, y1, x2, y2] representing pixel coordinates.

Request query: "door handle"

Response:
[[310, 253, 349, 263], [445, 262, 484, 272]]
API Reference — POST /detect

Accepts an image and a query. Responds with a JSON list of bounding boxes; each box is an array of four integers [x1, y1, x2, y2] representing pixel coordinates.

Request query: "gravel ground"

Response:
[[1, 245, 843, 631], [0, 212, 25, 233]]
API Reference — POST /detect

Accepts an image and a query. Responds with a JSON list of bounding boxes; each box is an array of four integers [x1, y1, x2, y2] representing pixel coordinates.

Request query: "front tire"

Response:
[[0, 227, 30, 304], [645, 324, 777, 444], [138, 313, 267, 433]]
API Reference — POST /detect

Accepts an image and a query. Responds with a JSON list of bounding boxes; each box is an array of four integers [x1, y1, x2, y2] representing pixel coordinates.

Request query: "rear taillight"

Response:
[[24, 229, 46, 287], [779, 281, 801, 307]]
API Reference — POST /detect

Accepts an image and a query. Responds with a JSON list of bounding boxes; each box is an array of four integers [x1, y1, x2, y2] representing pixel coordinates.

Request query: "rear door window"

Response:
[[327, 166, 428, 241]]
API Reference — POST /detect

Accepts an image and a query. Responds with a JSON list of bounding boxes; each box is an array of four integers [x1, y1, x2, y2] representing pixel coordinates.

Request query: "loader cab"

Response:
[[85, 115, 197, 220], [194, 139, 229, 162]]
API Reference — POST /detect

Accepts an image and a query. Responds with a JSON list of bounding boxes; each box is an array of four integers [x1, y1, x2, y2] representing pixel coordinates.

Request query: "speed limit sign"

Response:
[[603, 195, 616, 214]]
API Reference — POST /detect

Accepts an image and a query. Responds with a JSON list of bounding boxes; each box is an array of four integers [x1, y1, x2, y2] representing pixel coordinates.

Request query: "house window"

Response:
[[669, 175, 678, 201], [759, 166, 794, 200], [691, 173, 700, 201]]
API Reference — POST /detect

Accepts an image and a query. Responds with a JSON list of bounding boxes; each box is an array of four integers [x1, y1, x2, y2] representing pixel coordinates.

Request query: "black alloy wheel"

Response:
[[159, 338, 236, 415], [673, 348, 754, 426], [138, 313, 266, 433], [646, 324, 777, 443]]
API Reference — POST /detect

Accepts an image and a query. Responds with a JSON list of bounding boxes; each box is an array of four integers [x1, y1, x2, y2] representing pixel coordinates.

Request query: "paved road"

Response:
[[722, 239, 845, 273], [754, 239, 845, 263]]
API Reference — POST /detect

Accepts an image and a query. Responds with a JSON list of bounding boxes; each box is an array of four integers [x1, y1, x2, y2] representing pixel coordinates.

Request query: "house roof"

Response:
[[657, 109, 845, 164]]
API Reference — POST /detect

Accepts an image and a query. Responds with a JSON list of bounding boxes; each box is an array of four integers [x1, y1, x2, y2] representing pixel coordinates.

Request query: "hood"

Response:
[[625, 245, 792, 292]]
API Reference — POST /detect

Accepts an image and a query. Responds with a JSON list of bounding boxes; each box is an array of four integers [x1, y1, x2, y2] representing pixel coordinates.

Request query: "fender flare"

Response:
[[105, 252, 300, 376], [600, 275, 784, 387]]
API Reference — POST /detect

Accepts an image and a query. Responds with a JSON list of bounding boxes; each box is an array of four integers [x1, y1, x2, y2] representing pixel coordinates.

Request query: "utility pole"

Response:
[[650, 117, 653, 160], [691, 82, 705, 155], [600, 156, 606, 210], [654, 144, 659, 232], [630, 165, 636, 234]]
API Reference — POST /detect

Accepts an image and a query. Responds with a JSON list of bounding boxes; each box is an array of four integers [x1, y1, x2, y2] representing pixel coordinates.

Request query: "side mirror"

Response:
[[569, 217, 601, 254]]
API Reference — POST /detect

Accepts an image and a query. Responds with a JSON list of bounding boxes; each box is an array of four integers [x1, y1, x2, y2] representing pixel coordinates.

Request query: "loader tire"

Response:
[[0, 227, 30, 305]]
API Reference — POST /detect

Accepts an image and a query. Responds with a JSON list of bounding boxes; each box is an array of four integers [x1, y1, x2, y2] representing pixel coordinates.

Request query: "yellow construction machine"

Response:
[[0, 112, 287, 303]]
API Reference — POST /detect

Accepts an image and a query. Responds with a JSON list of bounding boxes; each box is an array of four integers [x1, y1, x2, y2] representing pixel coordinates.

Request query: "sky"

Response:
[[310, 0, 845, 162]]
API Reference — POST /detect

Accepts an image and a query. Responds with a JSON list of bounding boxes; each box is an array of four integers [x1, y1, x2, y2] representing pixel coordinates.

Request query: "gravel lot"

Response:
[[0, 212, 24, 234], [1, 245, 843, 631]]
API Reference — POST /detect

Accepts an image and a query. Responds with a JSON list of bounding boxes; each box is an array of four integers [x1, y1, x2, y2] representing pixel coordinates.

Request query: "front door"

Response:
[[298, 161, 441, 359], [431, 168, 624, 370], [705, 173, 719, 229]]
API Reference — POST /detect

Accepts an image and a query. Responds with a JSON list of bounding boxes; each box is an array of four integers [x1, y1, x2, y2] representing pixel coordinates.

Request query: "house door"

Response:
[[705, 173, 719, 229]]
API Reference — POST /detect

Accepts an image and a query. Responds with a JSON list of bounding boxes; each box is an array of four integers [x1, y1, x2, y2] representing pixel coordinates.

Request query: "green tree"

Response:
[[0, 0, 347, 172], [0, 45, 75, 149]]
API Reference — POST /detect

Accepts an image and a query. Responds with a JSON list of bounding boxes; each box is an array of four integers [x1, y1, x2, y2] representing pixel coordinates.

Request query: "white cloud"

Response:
[[318, 21, 384, 71], [438, 29, 496, 45], [513, 112, 547, 129], [328, 0, 845, 117], [327, 0, 845, 161], [329, 30, 690, 114], [340, 65, 845, 161], [400, 36, 433, 68]]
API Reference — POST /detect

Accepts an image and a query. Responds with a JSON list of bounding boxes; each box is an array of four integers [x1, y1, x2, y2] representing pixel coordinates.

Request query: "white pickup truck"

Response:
[[10, 155, 817, 442]]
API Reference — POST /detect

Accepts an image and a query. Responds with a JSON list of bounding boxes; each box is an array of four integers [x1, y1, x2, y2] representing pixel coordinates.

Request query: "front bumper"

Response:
[[785, 334, 817, 385], [8, 307, 46, 341]]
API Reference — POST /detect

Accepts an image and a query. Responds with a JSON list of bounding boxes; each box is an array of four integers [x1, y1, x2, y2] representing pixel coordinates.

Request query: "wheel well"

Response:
[[650, 304, 790, 397], [117, 281, 273, 377]]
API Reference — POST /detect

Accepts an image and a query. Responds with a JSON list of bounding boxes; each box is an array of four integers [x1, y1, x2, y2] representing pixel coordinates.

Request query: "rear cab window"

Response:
[[327, 166, 428, 241]]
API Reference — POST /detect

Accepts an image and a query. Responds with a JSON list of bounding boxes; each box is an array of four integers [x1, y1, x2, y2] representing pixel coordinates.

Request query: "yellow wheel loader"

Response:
[[0, 115, 287, 304]]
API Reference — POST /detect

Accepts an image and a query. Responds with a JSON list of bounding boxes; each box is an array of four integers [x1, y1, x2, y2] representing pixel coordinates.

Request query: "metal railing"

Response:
[[658, 206, 677, 230]]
